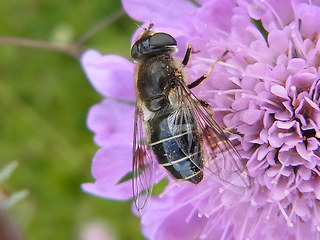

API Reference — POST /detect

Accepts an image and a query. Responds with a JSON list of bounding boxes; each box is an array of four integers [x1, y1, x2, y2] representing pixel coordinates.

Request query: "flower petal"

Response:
[[81, 50, 135, 101], [82, 143, 132, 200], [87, 99, 134, 147]]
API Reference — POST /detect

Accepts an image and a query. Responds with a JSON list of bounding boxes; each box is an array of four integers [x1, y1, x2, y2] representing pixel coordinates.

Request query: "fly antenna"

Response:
[[147, 22, 154, 30], [135, 22, 154, 31], [135, 22, 143, 30]]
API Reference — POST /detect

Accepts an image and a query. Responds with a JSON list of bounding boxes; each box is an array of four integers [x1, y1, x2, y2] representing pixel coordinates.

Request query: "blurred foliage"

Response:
[[0, 0, 143, 239]]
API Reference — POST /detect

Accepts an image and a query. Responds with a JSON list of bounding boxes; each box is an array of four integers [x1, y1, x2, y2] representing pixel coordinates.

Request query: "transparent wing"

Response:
[[166, 97, 200, 165], [132, 104, 155, 213], [173, 81, 251, 189]]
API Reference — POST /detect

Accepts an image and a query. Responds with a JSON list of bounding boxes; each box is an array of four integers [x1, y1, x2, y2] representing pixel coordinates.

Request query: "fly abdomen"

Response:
[[149, 113, 203, 184]]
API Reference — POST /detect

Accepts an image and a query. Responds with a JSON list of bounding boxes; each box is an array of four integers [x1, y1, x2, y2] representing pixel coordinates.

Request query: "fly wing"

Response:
[[174, 81, 251, 189], [167, 89, 201, 166], [132, 103, 155, 213]]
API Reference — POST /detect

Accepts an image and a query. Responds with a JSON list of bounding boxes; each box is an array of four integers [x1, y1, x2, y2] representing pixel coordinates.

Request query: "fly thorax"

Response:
[[147, 95, 169, 112], [137, 54, 174, 112]]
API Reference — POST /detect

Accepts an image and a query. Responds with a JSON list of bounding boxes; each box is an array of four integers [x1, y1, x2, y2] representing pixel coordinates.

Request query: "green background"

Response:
[[0, 0, 142, 239]]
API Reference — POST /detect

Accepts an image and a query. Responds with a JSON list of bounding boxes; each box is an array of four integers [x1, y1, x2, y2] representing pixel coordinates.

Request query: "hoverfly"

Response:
[[131, 24, 250, 212]]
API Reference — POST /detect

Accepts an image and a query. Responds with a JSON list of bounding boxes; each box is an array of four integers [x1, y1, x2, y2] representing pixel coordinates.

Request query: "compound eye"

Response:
[[131, 42, 139, 58], [149, 33, 177, 48]]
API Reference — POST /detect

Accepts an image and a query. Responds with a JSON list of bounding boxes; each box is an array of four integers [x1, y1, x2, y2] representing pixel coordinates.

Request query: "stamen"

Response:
[[220, 220, 231, 240], [277, 201, 293, 227], [247, 208, 264, 238], [290, 23, 306, 58], [199, 217, 217, 240], [271, 165, 285, 185], [207, 89, 251, 95], [198, 189, 228, 218], [204, 203, 225, 217], [244, 73, 283, 84], [263, 0, 284, 28], [185, 201, 199, 223], [265, 203, 274, 220], [284, 179, 300, 196], [250, 198, 257, 206], [206, 88, 281, 111], [286, 205, 295, 227], [205, 26, 230, 38], [239, 206, 249, 240], [240, 93, 281, 108], [219, 61, 246, 75], [159, 182, 177, 198], [172, 188, 211, 211], [195, 56, 246, 76]]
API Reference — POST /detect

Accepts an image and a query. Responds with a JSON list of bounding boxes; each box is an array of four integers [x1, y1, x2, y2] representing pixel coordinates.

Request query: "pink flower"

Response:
[[81, 0, 320, 239]]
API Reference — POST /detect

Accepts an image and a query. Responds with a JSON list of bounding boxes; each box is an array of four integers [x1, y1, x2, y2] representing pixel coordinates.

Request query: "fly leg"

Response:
[[196, 98, 243, 137], [183, 48, 241, 135], [182, 45, 193, 66], [197, 99, 214, 118], [187, 50, 229, 89], [222, 126, 244, 137], [182, 45, 202, 66]]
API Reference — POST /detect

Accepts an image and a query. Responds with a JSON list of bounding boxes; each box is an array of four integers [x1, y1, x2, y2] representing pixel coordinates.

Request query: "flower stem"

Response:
[[75, 8, 125, 45], [0, 8, 126, 58], [0, 36, 80, 57]]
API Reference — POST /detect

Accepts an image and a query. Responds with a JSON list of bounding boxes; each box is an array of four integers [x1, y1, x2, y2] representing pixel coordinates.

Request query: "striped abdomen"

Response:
[[148, 111, 203, 184]]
